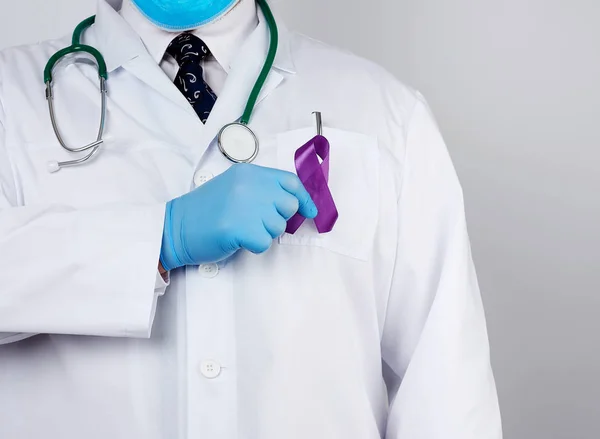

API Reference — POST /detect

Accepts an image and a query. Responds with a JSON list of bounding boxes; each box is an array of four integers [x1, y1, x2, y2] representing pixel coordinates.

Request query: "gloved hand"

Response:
[[160, 163, 318, 271]]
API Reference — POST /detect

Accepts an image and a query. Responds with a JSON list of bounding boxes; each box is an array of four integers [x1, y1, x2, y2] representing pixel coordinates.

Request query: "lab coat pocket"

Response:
[[276, 127, 379, 261]]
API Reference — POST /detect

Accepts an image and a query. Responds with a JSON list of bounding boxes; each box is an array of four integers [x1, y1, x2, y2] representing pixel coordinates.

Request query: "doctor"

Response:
[[0, 0, 502, 438]]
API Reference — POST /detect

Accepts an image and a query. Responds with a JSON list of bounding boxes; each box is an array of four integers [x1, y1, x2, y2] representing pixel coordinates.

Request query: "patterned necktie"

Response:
[[167, 33, 218, 124]]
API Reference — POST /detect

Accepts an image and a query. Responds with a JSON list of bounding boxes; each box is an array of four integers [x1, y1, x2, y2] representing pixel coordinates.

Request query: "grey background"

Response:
[[1, 0, 599, 438]]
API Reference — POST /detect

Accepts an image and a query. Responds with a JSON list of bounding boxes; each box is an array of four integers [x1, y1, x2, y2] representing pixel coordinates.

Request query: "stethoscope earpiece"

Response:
[[47, 161, 61, 174]]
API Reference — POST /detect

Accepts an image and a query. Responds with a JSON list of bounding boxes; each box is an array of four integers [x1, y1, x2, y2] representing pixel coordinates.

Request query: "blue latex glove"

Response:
[[160, 164, 318, 271]]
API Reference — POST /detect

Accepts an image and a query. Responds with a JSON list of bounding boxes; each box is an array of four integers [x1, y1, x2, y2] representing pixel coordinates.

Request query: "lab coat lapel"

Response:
[[194, 13, 284, 161], [93, 0, 199, 120], [122, 56, 199, 119]]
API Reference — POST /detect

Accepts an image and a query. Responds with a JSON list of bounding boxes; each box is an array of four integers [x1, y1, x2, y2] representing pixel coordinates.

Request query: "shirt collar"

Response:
[[120, 0, 258, 73], [93, 0, 296, 74]]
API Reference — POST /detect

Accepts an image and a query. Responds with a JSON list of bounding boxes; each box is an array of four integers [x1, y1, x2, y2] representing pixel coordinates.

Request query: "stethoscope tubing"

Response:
[[43, 0, 277, 171]]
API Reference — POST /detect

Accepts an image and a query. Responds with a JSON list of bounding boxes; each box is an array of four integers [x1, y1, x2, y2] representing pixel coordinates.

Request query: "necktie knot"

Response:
[[167, 32, 211, 66], [166, 32, 217, 124]]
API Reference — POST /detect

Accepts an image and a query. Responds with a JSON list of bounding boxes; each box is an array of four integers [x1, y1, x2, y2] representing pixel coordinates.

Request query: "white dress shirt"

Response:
[[120, 0, 259, 95]]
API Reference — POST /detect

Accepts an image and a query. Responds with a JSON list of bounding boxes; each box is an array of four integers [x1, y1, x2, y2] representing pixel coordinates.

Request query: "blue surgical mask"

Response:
[[131, 0, 239, 31]]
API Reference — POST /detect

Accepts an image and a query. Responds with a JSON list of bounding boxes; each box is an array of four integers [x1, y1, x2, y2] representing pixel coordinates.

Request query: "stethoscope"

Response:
[[43, 0, 277, 173]]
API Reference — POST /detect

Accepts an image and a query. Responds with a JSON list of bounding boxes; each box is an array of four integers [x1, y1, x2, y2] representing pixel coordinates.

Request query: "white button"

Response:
[[199, 360, 222, 379], [194, 170, 214, 187], [198, 263, 219, 278]]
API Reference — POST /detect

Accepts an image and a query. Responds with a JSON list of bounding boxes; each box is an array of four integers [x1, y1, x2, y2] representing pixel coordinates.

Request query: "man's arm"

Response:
[[0, 82, 168, 343], [382, 94, 502, 438], [159, 262, 168, 279]]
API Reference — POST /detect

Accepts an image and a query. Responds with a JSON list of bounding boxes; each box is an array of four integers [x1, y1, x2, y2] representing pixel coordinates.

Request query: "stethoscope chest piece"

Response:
[[217, 122, 259, 164]]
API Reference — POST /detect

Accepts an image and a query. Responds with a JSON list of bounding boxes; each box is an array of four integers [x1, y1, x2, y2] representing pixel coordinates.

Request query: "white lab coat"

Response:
[[0, 0, 502, 438]]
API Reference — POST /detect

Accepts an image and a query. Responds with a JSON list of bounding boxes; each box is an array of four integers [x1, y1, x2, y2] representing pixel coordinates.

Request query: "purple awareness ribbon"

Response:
[[286, 135, 339, 234]]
